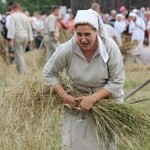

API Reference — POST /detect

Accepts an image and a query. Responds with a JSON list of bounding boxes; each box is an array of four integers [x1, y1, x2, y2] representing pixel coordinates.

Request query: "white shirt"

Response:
[[129, 17, 146, 41], [105, 24, 122, 47], [114, 20, 126, 35], [31, 17, 44, 37], [6, 15, 11, 30]]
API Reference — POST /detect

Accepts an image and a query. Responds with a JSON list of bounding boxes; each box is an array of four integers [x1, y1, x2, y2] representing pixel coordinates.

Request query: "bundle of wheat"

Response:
[[92, 101, 150, 149]]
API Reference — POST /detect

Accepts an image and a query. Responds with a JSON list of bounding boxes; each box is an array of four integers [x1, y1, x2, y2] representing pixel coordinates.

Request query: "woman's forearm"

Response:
[[91, 88, 111, 103], [53, 84, 68, 100], [53, 84, 77, 107]]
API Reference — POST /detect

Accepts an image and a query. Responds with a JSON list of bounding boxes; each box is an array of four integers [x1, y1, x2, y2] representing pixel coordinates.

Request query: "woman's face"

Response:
[[130, 16, 136, 22], [75, 25, 98, 52], [117, 16, 123, 21]]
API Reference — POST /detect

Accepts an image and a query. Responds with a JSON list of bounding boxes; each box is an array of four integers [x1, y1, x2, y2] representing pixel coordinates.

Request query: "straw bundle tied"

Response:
[[0, 71, 150, 149]]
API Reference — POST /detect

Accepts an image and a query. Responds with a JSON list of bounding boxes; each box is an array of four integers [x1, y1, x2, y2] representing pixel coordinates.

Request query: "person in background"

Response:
[[62, 8, 73, 27], [103, 13, 110, 24], [109, 10, 117, 27], [105, 23, 122, 47], [119, 5, 128, 17], [129, 12, 146, 48], [1, 6, 14, 63], [43, 9, 125, 150], [91, 3, 122, 47], [145, 11, 150, 46], [146, 7, 150, 11], [24, 10, 32, 23], [40, 11, 48, 22], [7, 3, 33, 74], [43, 6, 60, 61], [65, 14, 74, 32], [114, 14, 127, 35], [140, 38, 150, 65], [140, 7, 146, 23], [31, 11, 44, 49], [91, 2, 101, 14], [24, 10, 32, 52], [128, 12, 146, 63], [38, 11, 48, 50]]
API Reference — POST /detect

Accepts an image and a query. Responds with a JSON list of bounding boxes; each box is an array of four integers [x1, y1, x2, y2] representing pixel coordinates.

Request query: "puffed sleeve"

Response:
[[43, 40, 73, 86]]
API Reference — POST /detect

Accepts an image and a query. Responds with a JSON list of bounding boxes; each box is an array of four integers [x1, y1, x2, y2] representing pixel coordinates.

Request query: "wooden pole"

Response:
[[124, 79, 150, 101]]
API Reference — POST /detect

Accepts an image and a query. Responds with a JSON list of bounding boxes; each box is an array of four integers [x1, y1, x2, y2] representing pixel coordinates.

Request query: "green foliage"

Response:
[[0, 1, 7, 14], [0, 0, 62, 15]]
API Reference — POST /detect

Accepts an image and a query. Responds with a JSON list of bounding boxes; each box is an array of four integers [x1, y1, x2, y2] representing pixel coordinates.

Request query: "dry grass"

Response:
[[0, 70, 62, 150], [25, 49, 46, 70], [0, 62, 149, 150]]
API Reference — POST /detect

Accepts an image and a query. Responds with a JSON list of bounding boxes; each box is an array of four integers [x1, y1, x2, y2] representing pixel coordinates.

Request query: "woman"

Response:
[[43, 9, 125, 150], [114, 14, 127, 35], [129, 12, 146, 47]]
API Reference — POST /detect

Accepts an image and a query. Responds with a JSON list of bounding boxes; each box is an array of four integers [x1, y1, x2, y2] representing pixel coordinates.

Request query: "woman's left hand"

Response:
[[78, 95, 97, 111]]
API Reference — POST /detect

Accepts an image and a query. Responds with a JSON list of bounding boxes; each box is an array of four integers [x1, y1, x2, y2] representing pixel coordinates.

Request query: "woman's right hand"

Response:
[[53, 84, 80, 107], [60, 93, 77, 107]]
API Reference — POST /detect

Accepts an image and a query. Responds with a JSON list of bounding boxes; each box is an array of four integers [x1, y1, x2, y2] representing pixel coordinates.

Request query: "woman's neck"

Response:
[[81, 40, 98, 62]]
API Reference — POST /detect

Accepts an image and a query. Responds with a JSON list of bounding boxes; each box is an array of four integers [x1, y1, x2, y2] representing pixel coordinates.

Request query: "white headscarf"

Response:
[[74, 9, 109, 62], [116, 14, 124, 19], [129, 12, 138, 18], [132, 9, 139, 14], [74, 9, 108, 38]]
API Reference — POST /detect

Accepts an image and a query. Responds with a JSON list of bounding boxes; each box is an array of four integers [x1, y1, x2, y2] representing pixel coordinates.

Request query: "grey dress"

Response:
[[43, 36, 125, 150]]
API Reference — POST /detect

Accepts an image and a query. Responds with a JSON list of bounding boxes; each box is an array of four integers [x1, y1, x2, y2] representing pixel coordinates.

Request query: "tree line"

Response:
[[0, 0, 62, 15], [1, 0, 150, 15]]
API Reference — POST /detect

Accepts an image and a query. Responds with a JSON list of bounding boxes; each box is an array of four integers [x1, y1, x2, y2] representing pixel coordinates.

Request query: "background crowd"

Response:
[[0, 2, 150, 75]]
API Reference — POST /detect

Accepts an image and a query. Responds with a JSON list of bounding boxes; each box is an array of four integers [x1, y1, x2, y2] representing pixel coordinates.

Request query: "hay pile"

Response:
[[59, 29, 73, 43], [120, 34, 138, 54], [25, 49, 46, 70], [0, 70, 149, 149], [0, 55, 17, 82], [120, 41, 138, 54], [0, 70, 62, 149]]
